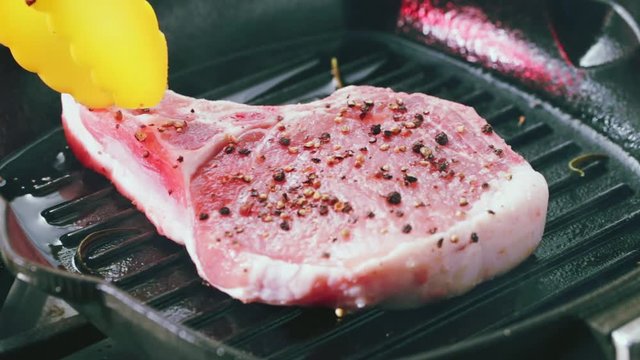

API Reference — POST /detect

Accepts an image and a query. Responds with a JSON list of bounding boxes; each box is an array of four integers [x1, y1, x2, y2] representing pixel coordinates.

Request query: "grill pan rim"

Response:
[[0, 193, 255, 359], [1, 30, 640, 359]]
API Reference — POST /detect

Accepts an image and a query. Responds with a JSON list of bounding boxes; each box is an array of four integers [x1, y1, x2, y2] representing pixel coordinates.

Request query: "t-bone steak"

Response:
[[61, 86, 548, 308]]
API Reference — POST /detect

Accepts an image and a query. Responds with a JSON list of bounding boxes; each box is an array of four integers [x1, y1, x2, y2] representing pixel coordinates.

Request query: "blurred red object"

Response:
[[397, 0, 580, 96]]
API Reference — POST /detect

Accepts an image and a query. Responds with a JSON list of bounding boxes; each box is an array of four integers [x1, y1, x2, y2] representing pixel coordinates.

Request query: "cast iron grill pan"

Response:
[[2, 32, 640, 359]]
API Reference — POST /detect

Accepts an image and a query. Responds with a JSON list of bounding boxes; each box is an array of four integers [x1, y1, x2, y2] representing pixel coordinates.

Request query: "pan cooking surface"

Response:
[[2, 33, 640, 359]]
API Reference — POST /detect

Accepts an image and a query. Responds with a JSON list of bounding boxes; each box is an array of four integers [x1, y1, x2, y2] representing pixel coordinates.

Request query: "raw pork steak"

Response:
[[61, 86, 548, 308]]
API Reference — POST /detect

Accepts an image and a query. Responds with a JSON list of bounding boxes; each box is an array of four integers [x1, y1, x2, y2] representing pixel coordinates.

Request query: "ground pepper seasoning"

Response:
[[387, 191, 402, 205]]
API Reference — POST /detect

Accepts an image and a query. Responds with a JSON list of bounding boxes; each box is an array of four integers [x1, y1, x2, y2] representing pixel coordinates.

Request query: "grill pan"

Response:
[[2, 2, 640, 359]]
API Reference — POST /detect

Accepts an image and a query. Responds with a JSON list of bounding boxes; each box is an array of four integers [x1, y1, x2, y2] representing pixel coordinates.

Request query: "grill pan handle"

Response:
[[612, 318, 640, 360], [578, 269, 640, 360], [0, 202, 102, 304]]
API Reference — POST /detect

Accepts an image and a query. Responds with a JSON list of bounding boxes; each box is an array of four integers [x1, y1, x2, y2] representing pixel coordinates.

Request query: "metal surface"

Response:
[[2, 31, 640, 359], [613, 318, 640, 360]]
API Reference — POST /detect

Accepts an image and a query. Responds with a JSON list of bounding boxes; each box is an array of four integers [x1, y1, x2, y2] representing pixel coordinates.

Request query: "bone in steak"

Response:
[[61, 86, 548, 308]]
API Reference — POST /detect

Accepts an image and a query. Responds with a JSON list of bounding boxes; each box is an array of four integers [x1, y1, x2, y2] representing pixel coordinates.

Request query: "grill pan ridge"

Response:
[[2, 32, 640, 359]]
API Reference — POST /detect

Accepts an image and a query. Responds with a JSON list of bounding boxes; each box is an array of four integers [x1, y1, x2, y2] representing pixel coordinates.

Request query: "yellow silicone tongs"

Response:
[[0, 0, 168, 109]]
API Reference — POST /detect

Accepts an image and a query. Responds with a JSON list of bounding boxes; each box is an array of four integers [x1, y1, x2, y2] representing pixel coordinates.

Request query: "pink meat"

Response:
[[61, 86, 548, 308]]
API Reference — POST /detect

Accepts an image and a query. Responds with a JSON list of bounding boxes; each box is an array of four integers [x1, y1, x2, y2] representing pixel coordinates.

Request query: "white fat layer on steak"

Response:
[[61, 94, 194, 246]]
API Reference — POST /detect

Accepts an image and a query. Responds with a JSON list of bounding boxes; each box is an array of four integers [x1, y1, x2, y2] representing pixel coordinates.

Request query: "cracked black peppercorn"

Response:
[[219, 207, 231, 216], [320, 133, 331, 142], [413, 113, 424, 127], [342, 202, 353, 213], [471, 232, 479, 242], [402, 224, 412, 233], [273, 169, 286, 182], [198, 213, 209, 220], [481, 124, 493, 134], [278, 137, 291, 146], [224, 145, 235, 154], [280, 221, 291, 231], [387, 191, 402, 205], [404, 175, 418, 185], [435, 132, 448, 145], [371, 124, 381, 135], [438, 160, 449, 172]]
